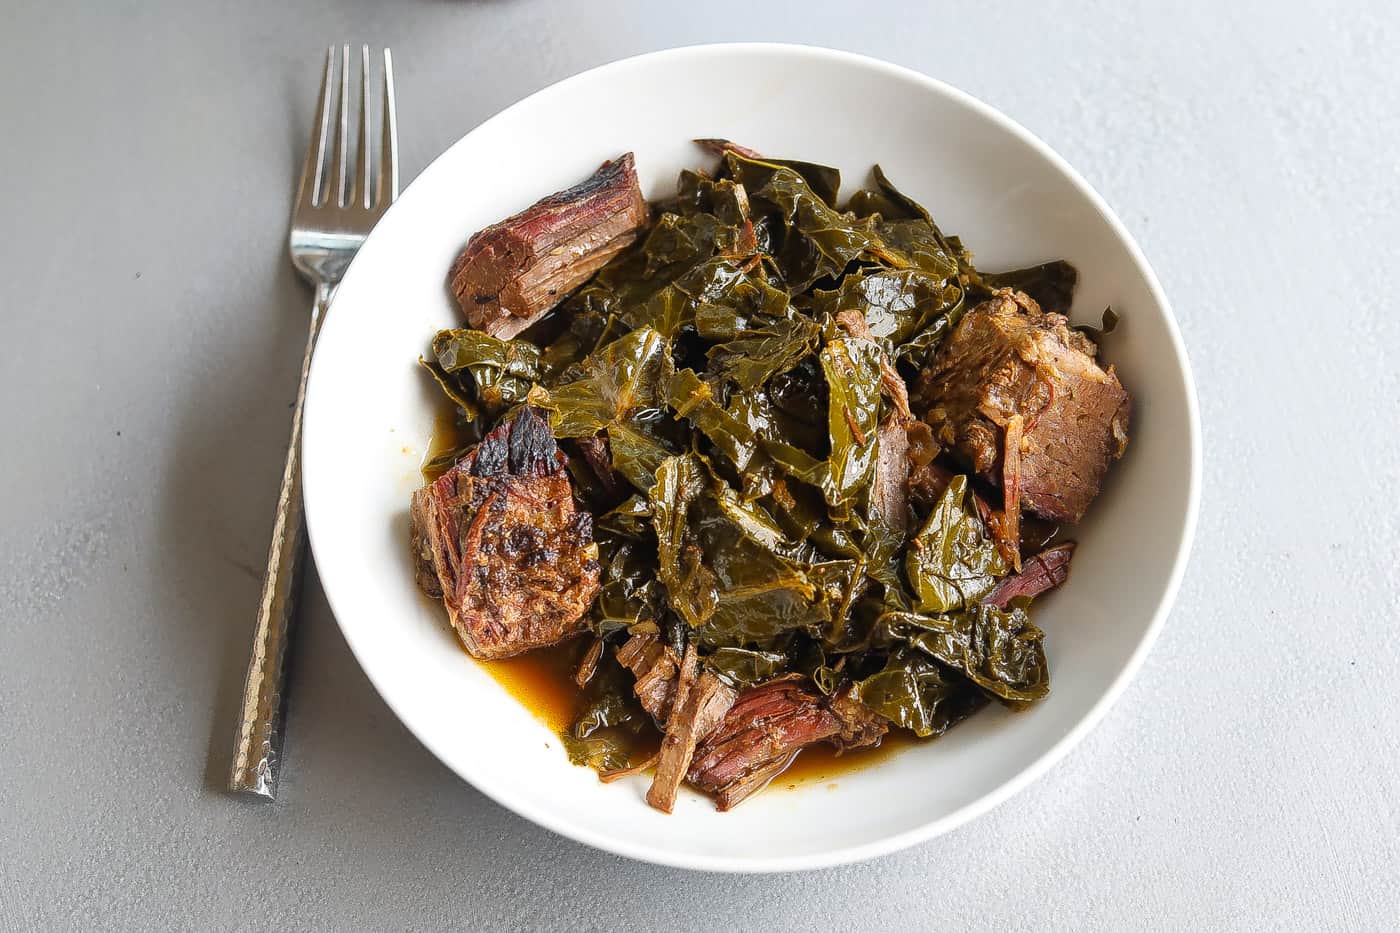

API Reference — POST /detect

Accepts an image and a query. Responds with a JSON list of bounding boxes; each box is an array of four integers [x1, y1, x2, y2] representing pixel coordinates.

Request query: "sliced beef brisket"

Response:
[[913, 289, 1130, 523], [449, 154, 648, 339], [409, 408, 601, 659]]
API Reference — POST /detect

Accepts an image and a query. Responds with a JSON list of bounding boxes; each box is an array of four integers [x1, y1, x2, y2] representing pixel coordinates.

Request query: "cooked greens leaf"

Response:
[[886, 605, 1049, 704], [750, 336, 884, 514], [563, 647, 653, 771], [649, 453, 719, 630], [546, 326, 670, 438], [818, 337, 884, 509], [726, 153, 905, 291], [571, 649, 648, 737], [418, 356, 479, 420], [704, 647, 788, 688], [806, 270, 953, 346], [664, 367, 758, 471], [707, 316, 822, 391], [972, 260, 1078, 316], [642, 211, 724, 279], [597, 494, 653, 539], [542, 326, 679, 492], [591, 533, 662, 632], [854, 648, 987, 738], [605, 419, 676, 493], [650, 454, 831, 647], [1076, 306, 1121, 342], [893, 287, 968, 369], [431, 329, 542, 415], [904, 475, 1008, 612]]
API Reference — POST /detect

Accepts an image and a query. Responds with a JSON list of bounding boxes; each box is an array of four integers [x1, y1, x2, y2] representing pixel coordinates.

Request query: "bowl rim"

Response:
[[304, 40, 1202, 873]]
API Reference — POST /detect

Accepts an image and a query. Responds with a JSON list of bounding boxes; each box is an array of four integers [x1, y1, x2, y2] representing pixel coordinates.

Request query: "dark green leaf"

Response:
[[805, 269, 952, 346], [431, 329, 542, 415], [570, 648, 648, 737], [884, 605, 1049, 704], [704, 647, 788, 688], [650, 454, 830, 647], [606, 419, 677, 493], [622, 258, 786, 337], [591, 532, 662, 633], [597, 494, 653, 539], [893, 286, 967, 369], [855, 648, 987, 738], [649, 453, 719, 630], [563, 647, 654, 771], [726, 153, 901, 292], [972, 260, 1078, 316], [904, 475, 1008, 612], [546, 326, 670, 438], [707, 316, 823, 391], [818, 336, 884, 509], [1075, 306, 1120, 342], [418, 356, 479, 420], [665, 367, 758, 471]]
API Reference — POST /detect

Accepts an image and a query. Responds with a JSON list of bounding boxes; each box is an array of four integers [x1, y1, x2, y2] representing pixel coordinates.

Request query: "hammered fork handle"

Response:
[[229, 283, 331, 799]]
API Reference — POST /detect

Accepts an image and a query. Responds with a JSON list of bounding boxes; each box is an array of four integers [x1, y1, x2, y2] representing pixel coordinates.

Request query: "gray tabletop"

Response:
[[3, 0, 1398, 929]]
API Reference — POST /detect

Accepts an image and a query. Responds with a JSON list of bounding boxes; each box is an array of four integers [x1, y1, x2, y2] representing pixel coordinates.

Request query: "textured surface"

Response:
[[0, 0, 1396, 929]]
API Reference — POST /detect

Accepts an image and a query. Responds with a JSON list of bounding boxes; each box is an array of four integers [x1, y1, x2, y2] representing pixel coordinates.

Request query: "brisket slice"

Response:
[[871, 416, 911, 537], [409, 408, 601, 659], [646, 646, 738, 813], [981, 542, 1076, 610], [448, 153, 648, 339], [616, 631, 681, 724], [687, 678, 889, 811], [835, 309, 913, 537], [912, 289, 1131, 523]]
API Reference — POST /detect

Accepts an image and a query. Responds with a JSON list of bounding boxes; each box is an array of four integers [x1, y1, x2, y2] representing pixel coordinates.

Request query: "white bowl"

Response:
[[303, 43, 1200, 872]]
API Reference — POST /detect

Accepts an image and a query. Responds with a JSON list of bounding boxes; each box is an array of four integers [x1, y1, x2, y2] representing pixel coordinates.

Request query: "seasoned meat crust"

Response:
[[410, 408, 601, 659], [912, 289, 1131, 523], [448, 153, 648, 339]]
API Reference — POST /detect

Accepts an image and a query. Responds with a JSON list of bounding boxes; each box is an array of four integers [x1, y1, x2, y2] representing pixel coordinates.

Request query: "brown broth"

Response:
[[773, 730, 917, 791], [476, 640, 584, 734], [422, 405, 473, 482]]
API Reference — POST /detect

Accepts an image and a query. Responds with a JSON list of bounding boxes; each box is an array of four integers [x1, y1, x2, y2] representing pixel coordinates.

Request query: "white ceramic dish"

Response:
[[302, 43, 1200, 872]]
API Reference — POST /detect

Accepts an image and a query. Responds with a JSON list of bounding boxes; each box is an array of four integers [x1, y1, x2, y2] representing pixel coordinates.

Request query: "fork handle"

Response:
[[229, 283, 331, 799]]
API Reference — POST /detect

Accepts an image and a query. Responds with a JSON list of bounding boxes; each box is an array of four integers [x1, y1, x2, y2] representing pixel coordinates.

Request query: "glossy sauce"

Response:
[[477, 640, 584, 734], [422, 406, 472, 482], [774, 730, 916, 790]]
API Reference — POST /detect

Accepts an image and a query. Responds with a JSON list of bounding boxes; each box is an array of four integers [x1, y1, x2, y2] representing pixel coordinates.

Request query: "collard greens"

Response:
[[420, 144, 1081, 757]]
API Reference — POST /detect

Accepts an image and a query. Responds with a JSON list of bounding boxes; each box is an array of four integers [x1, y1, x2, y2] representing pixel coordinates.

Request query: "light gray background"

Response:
[[2, 0, 1396, 929]]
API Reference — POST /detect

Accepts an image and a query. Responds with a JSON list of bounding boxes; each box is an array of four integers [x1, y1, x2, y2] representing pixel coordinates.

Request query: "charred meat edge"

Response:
[[408, 408, 600, 659]]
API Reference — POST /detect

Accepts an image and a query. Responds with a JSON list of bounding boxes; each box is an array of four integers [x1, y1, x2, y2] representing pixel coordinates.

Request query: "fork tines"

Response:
[[295, 45, 398, 214]]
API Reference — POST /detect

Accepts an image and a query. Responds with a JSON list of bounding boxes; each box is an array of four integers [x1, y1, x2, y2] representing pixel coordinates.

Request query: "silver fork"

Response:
[[229, 45, 399, 799]]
